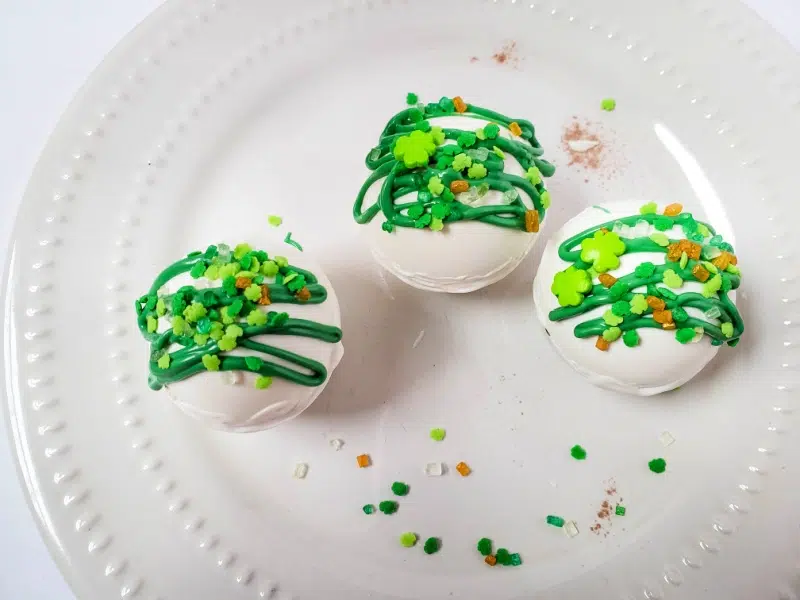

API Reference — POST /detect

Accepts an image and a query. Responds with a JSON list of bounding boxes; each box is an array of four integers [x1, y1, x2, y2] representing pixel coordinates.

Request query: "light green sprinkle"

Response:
[[193, 333, 209, 346], [601, 97, 617, 111], [702, 261, 719, 274], [430, 428, 446, 442], [255, 375, 273, 390], [428, 176, 445, 197], [218, 335, 237, 351], [540, 190, 551, 209], [476, 128, 486, 140], [157, 354, 171, 369], [602, 310, 623, 326], [696, 223, 711, 238], [726, 264, 741, 275], [244, 284, 263, 302], [261, 260, 279, 277], [155, 298, 166, 317], [209, 322, 224, 341], [431, 126, 445, 145], [283, 272, 298, 285], [430, 217, 444, 232], [275, 256, 289, 268], [268, 215, 283, 227], [233, 243, 252, 260], [183, 302, 207, 323], [602, 327, 622, 342], [662, 269, 683, 289], [701, 274, 722, 298], [629, 294, 648, 315], [679, 251, 689, 270], [525, 166, 542, 185], [640, 202, 658, 215], [202, 354, 220, 371], [246, 309, 268, 326], [721, 322, 734, 338], [467, 163, 488, 179], [226, 324, 244, 338], [146, 316, 158, 333], [492, 145, 505, 158], [284, 233, 303, 252], [218, 263, 240, 279], [204, 264, 220, 280], [171, 316, 189, 336], [399, 532, 418, 548], [649, 232, 669, 247], [452, 153, 472, 172]]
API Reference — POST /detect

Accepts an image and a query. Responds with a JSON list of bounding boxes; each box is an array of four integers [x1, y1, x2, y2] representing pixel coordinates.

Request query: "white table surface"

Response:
[[0, 1, 797, 598]]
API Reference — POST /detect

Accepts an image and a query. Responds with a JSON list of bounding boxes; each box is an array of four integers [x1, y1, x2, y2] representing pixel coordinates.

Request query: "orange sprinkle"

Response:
[[356, 454, 371, 468], [646, 295, 666, 311], [450, 180, 469, 194], [295, 286, 311, 303], [662, 322, 676, 330], [652, 309, 673, 324], [599, 227, 610, 234], [598, 273, 617, 288], [686, 242, 702, 260], [595, 336, 610, 351], [485, 555, 497, 566], [509, 121, 523, 137], [258, 285, 271, 305], [663, 203, 683, 216], [712, 251, 737, 270], [666, 243, 683, 262], [235, 276, 252, 289], [525, 209, 540, 233], [456, 462, 471, 477], [692, 264, 710, 282], [453, 96, 467, 113]]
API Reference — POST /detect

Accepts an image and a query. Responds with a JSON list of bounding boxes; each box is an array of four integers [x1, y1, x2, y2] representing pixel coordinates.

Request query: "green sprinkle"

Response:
[[467, 163, 488, 179], [601, 98, 617, 111], [218, 263, 240, 280], [679, 251, 689, 269], [615, 505, 626, 516], [261, 260, 279, 277], [634, 262, 656, 278], [275, 256, 289, 268], [653, 216, 672, 231], [431, 126, 445, 145], [546, 515, 565, 528], [233, 243, 252, 260], [246, 309, 268, 326], [525, 166, 542, 185], [608, 282, 628, 300], [428, 176, 445, 196], [475, 127, 486, 140], [495, 548, 511, 566], [671, 307, 688, 322], [406, 92, 418, 105], [649, 232, 669, 246], [662, 269, 683, 289], [629, 294, 648, 315], [407, 204, 425, 219], [226, 324, 244, 338], [218, 335, 237, 352], [611, 301, 631, 317], [477, 538, 492, 556], [146, 316, 158, 333], [702, 260, 719, 274], [676, 327, 696, 344], [157, 353, 171, 369], [431, 203, 451, 219], [204, 264, 220, 280], [379, 500, 398, 515], [430, 428, 446, 441], [255, 375, 273, 390], [622, 329, 640, 347], [193, 333, 209, 346], [268, 215, 282, 227], [648, 458, 667, 474], [156, 298, 166, 316], [245, 356, 264, 371], [190, 261, 207, 279], [282, 272, 298, 285], [423, 537, 440, 555], [399, 532, 417, 548], [209, 322, 224, 341], [391, 481, 410, 496], [484, 123, 500, 139], [452, 153, 472, 172], [184, 302, 208, 323], [656, 286, 677, 300], [702, 274, 723, 298], [541, 190, 552, 209], [602, 310, 623, 326], [362, 504, 375, 515], [602, 327, 622, 342], [509, 553, 522, 567], [570, 444, 587, 460], [284, 232, 303, 252], [243, 284, 262, 302], [202, 354, 220, 371], [640, 202, 658, 215], [457, 132, 476, 148], [492, 145, 505, 158], [381, 221, 395, 233], [430, 217, 444, 232], [721, 322, 734, 338], [726, 264, 741, 275]]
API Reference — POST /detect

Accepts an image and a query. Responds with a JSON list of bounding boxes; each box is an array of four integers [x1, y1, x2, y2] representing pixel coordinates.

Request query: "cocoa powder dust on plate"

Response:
[[560, 116, 627, 182]]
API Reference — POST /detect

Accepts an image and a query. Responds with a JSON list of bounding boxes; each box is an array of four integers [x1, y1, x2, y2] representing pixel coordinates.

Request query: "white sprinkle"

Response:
[[425, 462, 444, 477], [221, 371, 243, 386], [659, 431, 675, 447], [564, 520, 579, 537], [567, 139, 599, 153], [293, 463, 308, 479], [329, 438, 344, 451], [412, 330, 425, 349]]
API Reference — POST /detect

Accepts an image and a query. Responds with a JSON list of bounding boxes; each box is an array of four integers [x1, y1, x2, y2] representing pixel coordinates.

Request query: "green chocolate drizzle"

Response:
[[549, 209, 744, 347], [353, 95, 555, 232], [135, 243, 342, 391]]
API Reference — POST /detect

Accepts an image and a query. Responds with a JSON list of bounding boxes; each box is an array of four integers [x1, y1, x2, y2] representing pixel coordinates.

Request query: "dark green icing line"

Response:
[[135, 243, 342, 391], [548, 210, 744, 347], [353, 95, 555, 232]]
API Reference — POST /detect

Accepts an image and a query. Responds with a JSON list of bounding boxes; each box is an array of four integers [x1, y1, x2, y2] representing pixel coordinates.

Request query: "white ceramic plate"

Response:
[[4, 1, 800, 599]]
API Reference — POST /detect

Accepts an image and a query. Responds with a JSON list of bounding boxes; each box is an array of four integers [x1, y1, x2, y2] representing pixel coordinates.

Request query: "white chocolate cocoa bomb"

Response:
[[359, 112, 552, 293], [533, 202, 739, 396], [158, 247, 343, 433]]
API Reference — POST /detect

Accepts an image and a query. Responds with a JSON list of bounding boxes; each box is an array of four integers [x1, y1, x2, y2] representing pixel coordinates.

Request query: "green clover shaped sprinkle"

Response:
[[431, 203, 451, 219], [204, 264, 220, 280], [525, 166, 542, 185], [649, 232, 669, 247], [391, 481, 410, 496], [146, 316, 158, 333], [423, 537, 440, 555], [246, 309, 268, 327], [580, 230, 626, 273], [431, 126, 445, 145], [629, 294, 648, 315], [275, 256, 288, 268], [156, 298, 166, 316], [496, 549, 511, 565], [493, 145, 505, 158], [622, 329, 640, 347], [606, 281, 627, 298], [671, 307, 688, 322], [639, 202, 658, 215], [467, 163, 488, 179], [226, 324, 244, 339], [194, 334, 209, 347], [393, 130, 437, 168], [379, 500, 398, 515], [414, 214, 432, 228], [541, 190, 552, 209], [157, 354, 171, 369], [171, 316, 190, 336], [399, 532, 417, 548], [601, 97, 617, 111], [611, 301, 631, 317], [407, 204, 425, 219], [220, 306, 235, 325], [430, 427, 446, 441], [268, 215, 282, 227], [428, 176, 445, 197], [255, 375, 273, 390], [457, 131, 477, 148], [476, 128, 486, 140], [415, 121, 431, 132], [676, 328, 695, 344], [662, 269, 683, 289], [218, 336, 237, 352], [261, 260, 279, 276], [551, 266, 592, 307], [477, 538, 492, 556], [430, 217, 444, 232], [245, 356, 264, 371], [721, 322, 734, 338], [484, 123, 500, 139], [653, 216, 673, 231], [209, 322, 224, 341], [603, 310, 623, 326], [406, 92, 418, 105], [602, 327, 622, 342], [702, 274, 722, 298], [233, 243, 252, 260], [190, 261, 206, 278], [202, 354, 220, 371], [183, 302, 207, 323], [451, 153, 472, 172], [648, 458, 667, 474], [570, 444, 587, 460], [634, 262, 656, 278]]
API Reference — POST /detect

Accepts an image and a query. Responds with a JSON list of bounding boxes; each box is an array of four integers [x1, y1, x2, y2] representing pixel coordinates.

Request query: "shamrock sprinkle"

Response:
[[629, 294, 648, 315], [639, 202, 658, 215], [393, 130, 437, 168], [202, 354, 220, 371], [721, 322, 734, 338], [602, 327, 622, 342], [603, 310, 623, 326], [157, 354, 171, 369], [622, 329, 640, 347], [551, 266, 592, 307], [525, 166, 542, 185], [580, 230, 626, 273], [452, 153, 472, 172], [634, 262, 656, 278], [662, 269, 684, 289], [467, 163, 488, 179], [255, 375, 273, 390], [428, 176, 445, 196]]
